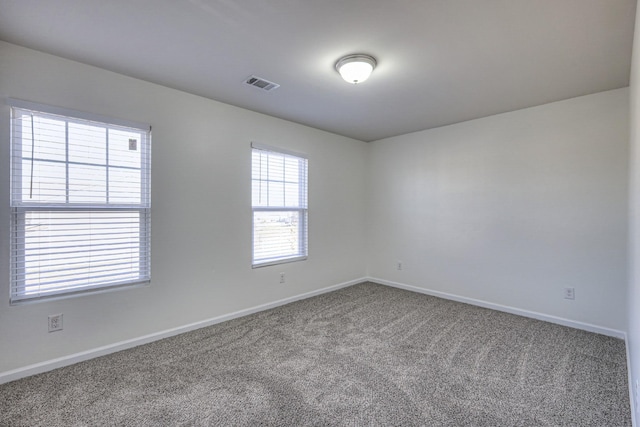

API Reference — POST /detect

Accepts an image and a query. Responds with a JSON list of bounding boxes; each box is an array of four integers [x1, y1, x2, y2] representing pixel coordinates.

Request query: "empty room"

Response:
[[1, 0, 640, 425]]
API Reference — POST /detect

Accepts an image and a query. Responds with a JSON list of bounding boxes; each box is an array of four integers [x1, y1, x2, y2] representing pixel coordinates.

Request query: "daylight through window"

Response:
[[252, 143, 308, 267], [9, 100, 151, 302]]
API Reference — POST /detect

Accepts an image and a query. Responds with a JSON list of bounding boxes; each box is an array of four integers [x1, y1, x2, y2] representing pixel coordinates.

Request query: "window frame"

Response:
[[251, 142, 308, 268], [8, 99, 151, 303]]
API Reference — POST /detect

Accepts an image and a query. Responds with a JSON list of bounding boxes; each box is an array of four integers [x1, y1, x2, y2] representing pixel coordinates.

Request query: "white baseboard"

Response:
[[625, 332, 637, 427], [367, 277, 626, 339], [1, 276, 627, 386], [0, 277, 366, 385]]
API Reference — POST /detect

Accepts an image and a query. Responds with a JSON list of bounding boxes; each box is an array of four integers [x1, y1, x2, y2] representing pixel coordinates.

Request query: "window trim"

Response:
[[7, 98, 150, 132], [251, 142, 308, 268], [8, 99, 151, 303]]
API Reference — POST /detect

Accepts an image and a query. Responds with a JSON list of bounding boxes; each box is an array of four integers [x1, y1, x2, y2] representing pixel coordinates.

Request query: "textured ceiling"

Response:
[[0, 0, 636, 141]]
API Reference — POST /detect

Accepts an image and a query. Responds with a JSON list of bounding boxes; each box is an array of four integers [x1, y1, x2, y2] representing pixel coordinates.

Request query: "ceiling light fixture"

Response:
[[335, 54, 377, 84]]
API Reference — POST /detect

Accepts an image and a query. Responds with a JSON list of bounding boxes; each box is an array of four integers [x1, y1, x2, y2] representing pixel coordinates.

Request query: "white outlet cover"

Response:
[[48, 314, 63, 332]]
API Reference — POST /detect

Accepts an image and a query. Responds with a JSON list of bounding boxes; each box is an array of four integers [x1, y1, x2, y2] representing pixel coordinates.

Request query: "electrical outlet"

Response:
[[279, 272, 285, 284], [397, 261, 403, 271], [563, 287, 575, 300], [48, 314, 63, 332]]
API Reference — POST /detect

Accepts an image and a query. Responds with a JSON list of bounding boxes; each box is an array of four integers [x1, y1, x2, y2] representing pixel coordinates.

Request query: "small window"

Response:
[[9, 99, 151, 302], [251, 143, 308, 267]]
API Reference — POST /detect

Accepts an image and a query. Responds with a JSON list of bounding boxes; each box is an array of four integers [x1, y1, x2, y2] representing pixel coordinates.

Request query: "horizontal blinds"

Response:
[[10, 103, 151, 302], [253, 210, 307, 265], [11, 209, 150, 300], [7, 98, 151, 131], [251, 146, 308, 266], [11, 107, 150, 207]]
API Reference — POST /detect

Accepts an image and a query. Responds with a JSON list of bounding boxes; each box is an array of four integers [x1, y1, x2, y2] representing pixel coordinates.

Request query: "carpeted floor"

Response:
[[0, 282, 631, 426]]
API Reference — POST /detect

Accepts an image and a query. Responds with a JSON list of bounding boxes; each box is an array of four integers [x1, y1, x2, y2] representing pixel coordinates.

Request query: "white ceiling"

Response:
[[0, 0, 636, 142]]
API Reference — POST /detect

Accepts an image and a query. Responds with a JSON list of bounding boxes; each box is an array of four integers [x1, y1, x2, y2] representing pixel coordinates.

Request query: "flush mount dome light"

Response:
[[335, 54, 377, 84]]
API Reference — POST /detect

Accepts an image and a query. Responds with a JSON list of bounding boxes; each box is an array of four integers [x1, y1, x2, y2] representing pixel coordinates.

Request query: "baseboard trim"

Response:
[[2, 276, 626, 385], [625, 332, 637, 427], [0, 277, 366, 385], [367, 277, 626, 339]]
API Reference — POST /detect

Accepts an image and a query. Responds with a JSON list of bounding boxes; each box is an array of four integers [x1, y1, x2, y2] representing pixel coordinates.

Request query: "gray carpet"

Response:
[[0, 282, 631, 426]]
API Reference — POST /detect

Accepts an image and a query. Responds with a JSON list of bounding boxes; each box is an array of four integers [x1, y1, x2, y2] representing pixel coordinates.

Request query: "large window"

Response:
[[9, 99, 151, 302], [252, 143, 308, 267]]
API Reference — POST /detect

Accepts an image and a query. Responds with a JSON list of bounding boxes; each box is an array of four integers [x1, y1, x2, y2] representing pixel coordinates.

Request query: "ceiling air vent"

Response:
[[245, 75, 280, 92]]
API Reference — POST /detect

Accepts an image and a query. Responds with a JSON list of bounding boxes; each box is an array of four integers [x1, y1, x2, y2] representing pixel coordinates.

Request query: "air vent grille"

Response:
[[245, 75, 280, 91]]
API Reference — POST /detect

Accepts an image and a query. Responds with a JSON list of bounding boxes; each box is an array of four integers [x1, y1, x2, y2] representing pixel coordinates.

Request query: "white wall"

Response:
[[367, 88, 629, 331], [0, 41, 368, 374], [0, 39, 632, 384], [628, 1, 640, 422]]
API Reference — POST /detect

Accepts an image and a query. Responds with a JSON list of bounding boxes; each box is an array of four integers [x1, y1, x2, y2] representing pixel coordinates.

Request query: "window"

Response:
[[9, 99, 151, 302], [252, 143, 308, 267]]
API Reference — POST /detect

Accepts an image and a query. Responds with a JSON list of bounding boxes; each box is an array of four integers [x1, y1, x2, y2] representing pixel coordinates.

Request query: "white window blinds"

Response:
[[251, 143, 308, 267], [9, 100, 151, 302]]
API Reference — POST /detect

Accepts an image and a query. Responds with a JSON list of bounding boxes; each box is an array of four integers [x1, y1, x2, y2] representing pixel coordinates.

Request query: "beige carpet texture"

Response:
[[0, 282, 631, 426]]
